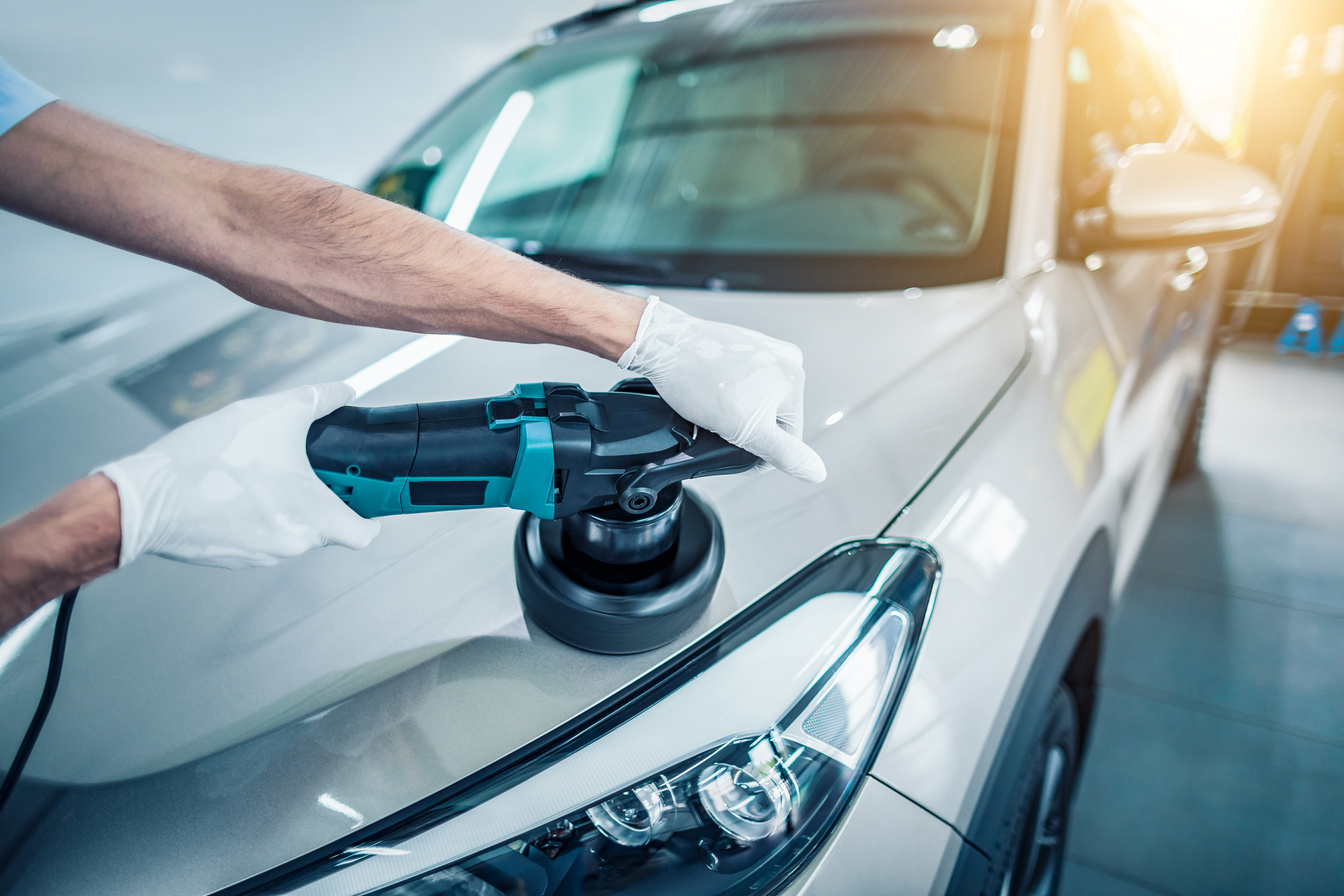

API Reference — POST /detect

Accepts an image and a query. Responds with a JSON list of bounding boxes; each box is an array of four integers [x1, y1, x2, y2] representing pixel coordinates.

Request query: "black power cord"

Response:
[[0, 586, 79, 822]]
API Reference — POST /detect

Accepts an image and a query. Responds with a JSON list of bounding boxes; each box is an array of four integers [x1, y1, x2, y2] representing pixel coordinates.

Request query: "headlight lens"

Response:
[[586, 781, 669, 847], [248, 542, 937, 896], [697, 750, 795, 842]]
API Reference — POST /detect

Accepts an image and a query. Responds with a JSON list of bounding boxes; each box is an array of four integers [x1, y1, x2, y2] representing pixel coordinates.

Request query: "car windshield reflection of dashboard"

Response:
[[115, 310, 352, 426], [369, 8, 1025, 291]]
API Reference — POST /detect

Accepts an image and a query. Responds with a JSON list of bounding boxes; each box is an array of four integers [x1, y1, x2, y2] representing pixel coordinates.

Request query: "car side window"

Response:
[[1062, 7, 1174, 214]]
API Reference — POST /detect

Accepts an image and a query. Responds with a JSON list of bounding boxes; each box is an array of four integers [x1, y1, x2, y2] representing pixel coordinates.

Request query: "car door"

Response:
[[1061, 1, 1226, 584]]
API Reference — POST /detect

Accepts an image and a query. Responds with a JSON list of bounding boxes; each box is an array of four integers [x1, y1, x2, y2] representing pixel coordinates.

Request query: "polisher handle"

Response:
[[614, 431, 756, 514], [307, 381, 761, 521], [306, 384, 557, 518]]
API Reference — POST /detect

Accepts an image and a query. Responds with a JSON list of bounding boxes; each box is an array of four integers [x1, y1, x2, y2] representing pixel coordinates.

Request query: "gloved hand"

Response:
[[618, 297, 826, 483], [95, 383, 380, 569]]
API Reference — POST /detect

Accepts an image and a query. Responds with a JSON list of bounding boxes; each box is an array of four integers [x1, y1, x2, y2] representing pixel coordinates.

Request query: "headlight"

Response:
[[246, 542, 937, 896]]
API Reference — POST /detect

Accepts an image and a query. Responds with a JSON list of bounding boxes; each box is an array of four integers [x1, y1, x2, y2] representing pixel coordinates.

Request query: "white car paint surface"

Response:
[[0, 277, 1025, 888]]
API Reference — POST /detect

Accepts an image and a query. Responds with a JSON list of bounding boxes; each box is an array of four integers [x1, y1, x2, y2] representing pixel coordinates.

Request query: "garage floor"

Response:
[[1061, 339, 1344, 895]]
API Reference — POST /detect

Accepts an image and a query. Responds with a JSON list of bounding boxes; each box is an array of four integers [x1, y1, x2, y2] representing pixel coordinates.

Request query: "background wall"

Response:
[[0, 0, 586, 329], [1128, 0, 1258, 145]]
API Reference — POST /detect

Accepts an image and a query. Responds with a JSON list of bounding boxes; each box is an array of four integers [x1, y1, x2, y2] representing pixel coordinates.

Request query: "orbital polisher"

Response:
[[305, 379, 755, 654]]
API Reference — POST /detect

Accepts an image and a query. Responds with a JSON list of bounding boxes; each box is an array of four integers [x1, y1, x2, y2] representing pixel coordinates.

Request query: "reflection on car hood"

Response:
[[0, 274, 1025, 895]]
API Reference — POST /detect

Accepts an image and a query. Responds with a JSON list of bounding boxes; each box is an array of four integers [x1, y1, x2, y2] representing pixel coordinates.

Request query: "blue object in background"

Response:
[[1330, 311, 1344, 356], [1277, 300, 1324, 354]]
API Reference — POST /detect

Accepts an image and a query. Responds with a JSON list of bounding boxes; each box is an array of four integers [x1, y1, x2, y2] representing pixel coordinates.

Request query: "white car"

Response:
[[0, 0, 1277, 894]]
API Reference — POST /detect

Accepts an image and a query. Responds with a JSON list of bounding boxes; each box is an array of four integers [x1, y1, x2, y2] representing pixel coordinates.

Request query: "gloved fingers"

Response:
[[740, 363, 804, 441], [742, 424, 827, 484], [307, 381, 359, 419], [757, 334, 803, 367], [774, 411, 803, 440], [96, 380, 381, 571], [772, 378, 805, 438], [324, 515, 382, 551], [236, 382, 359, 477], [285, 461, 383, 552], [316, 492, 383, 551]]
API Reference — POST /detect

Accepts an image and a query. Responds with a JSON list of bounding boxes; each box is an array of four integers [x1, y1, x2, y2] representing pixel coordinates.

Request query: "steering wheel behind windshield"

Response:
[[820, 156, 972, 238]]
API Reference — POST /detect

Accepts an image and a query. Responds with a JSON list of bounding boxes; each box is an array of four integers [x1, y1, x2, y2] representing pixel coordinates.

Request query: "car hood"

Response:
[[0, 274, 1025, 894]]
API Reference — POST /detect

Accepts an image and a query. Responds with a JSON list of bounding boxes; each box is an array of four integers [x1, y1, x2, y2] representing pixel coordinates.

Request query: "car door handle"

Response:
[[1164, 246, 1209, 292]]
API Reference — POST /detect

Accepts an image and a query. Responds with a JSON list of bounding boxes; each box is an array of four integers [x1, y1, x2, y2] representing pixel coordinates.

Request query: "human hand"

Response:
[[617, 297, 826, 483], [96, 383, 380, 569]]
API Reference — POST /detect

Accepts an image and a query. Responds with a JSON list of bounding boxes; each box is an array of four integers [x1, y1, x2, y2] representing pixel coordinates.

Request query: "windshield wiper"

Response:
[[544, 2, 646, 39], [525, 250, 677, 283]]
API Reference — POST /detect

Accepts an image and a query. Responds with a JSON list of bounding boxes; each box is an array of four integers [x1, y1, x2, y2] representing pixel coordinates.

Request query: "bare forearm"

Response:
[[208, 165, 644, 359], [0, 475, 121, 636], [0, 103, 225, 280], [0, 102, 643, 360]]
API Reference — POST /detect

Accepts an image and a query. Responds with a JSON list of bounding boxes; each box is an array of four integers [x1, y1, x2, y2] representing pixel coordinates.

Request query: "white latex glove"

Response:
[[618, 297, 826, 483], [95, 383, 381, 569]]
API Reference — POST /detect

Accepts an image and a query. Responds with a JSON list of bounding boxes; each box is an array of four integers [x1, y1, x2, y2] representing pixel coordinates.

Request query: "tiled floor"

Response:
[[1060, 340, 1344, 895]]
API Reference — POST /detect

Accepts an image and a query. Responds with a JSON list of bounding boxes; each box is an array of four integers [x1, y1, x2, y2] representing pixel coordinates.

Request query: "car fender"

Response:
[[944, 532, 1111, 886], [870, 269, 1128, 832]]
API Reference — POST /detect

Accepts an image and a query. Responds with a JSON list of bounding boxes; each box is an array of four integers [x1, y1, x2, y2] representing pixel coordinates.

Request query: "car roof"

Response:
[[544, 0, 1035, 41]]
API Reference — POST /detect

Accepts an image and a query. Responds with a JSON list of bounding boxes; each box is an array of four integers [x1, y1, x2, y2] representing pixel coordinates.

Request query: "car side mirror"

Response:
[[1073, 148, 1280, 251]]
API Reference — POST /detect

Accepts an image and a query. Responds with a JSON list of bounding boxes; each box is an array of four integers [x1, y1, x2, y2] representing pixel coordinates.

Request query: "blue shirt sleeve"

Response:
[[0, 57, 58, 138]]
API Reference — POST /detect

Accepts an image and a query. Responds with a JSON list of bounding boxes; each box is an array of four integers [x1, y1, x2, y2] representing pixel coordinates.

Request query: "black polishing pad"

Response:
[[515, 490, 725, 655]]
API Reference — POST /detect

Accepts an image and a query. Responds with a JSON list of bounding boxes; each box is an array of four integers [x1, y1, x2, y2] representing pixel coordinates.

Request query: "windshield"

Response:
[[371, 1, 1025, 291]]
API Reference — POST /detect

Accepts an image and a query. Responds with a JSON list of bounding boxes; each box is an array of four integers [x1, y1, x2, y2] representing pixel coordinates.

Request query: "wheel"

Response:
[[997, 684, 1080, 896]]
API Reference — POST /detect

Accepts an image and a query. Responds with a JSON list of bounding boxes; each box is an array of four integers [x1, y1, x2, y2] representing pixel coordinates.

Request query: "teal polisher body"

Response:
[[306, 379, 759, 654]]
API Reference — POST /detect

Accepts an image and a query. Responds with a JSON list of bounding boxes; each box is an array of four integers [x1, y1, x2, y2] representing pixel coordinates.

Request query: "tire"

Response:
[[995, 684, 1081, 896]]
